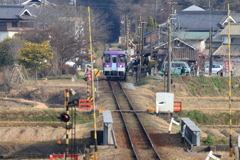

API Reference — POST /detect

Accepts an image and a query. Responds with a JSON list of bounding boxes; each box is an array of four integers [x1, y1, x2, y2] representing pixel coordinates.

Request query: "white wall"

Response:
[[223, 35, 231, 44], [0, 31, 18, 41]]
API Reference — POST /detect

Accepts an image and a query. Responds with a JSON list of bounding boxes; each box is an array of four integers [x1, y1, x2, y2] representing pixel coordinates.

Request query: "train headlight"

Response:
[[105, 64, 109, 67], [119, 65, 123, 68]]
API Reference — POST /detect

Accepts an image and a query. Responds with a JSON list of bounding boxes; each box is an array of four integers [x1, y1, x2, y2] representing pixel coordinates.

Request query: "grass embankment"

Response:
[[135, 75, 240, 145], [135, 75, 240, 97], [0, 109, 94, 127], [176, 110, 240, 125]]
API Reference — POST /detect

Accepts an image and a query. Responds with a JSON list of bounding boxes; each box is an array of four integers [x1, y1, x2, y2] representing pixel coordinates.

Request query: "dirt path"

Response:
[[1, 97, 49, 109]]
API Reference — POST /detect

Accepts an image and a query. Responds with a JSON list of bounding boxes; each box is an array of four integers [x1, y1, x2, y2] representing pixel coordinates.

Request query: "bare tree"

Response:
[[19, 5, 110, 68]]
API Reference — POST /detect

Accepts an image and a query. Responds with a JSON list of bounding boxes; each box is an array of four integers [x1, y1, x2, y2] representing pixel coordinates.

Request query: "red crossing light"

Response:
[[59, 113, 70, 122]]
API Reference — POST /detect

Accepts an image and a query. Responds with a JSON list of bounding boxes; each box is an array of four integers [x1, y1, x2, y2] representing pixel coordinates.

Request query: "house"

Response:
[[212, 24, 240, 75], [144, 5, 240, 72], [0, 0, 62, 41], [0, 5, 37, 41]]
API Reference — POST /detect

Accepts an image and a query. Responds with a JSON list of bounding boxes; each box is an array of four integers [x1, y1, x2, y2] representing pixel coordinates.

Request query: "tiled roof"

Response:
[[175, 10, 228, 31], [213, 45, 240, 56], [219, 24, 240, 35], [213, 32, 223, 42], [153, 38, 197, 50], [202, 49, 210, 56], [144, 29, 157, 36], [0, 5, 24, 19], [25, 5, 39, 16], [172, 31, 209, 40], [231, 13, 240, 23], [0, 5, 37, 19], [19, 0, 30, 4]]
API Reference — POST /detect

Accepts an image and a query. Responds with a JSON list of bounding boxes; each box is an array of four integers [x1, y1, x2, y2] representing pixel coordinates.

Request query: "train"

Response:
[[102, 50, 127, 80]]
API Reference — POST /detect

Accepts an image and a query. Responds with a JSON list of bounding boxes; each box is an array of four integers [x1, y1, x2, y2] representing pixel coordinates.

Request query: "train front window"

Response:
[[104, 54, 110, 63], [112, 57, 116, 63], [119, 55, 125, 62]]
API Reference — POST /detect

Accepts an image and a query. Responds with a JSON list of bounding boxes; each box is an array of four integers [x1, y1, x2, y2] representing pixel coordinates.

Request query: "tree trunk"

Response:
[[35, 69, 38, 82]]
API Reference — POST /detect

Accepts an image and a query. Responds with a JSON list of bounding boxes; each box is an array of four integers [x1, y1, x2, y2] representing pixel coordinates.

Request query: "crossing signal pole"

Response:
[[64, 89, 70, 160], [227, 4, 233, 157], [87, 6, 98, 160]]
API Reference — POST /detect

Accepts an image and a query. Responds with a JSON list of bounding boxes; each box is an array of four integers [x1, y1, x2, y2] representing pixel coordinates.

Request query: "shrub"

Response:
[[221, 138, 227, 144], [58, 65, 77, 75], [203, 135, 214, 144], [148, 60, 157, 73]]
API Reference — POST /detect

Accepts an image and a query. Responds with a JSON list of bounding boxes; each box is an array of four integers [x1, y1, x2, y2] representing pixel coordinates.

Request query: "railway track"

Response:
[[108, 80, 162, 160]]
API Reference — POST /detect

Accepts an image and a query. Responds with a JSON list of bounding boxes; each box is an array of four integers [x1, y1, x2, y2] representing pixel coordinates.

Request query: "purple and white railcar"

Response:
[[102, 50, 127, 80]]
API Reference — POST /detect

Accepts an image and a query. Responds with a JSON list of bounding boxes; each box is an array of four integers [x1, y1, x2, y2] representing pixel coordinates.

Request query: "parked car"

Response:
[[205, 64, 223, 74], [160, 61, 191, 75]]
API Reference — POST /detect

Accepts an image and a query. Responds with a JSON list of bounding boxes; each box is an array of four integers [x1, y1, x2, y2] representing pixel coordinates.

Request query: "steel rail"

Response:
[[117, 80, 162, 160], [108, 79, 162, 160], [108, 80, 139, 160]]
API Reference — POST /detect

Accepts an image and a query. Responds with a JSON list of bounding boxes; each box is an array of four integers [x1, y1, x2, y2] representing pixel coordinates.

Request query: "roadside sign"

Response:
[[87, 70, 92, 82], [224, 61, 230, 73], [94, 69, 100, 76]]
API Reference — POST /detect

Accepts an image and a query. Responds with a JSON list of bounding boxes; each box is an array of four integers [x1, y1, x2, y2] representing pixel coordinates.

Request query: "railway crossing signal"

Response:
[[59, 113, 70, 122], [87, 70, 92, 82], [68, 99, 79, 107]]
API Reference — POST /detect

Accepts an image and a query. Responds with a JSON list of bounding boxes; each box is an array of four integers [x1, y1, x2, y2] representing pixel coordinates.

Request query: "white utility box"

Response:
[[156, 92, 174, 113]]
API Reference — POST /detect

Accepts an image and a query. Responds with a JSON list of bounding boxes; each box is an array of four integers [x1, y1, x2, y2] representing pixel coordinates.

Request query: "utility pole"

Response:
[[167, 19, 171, 93], [165, 1, 183, 30], [155, 0, 157, 24], [126, 15, 129, 49], [141, 21, 146, 72], [209, 27, 213, 76], [165, 2, 179, 93], [150, 32, 152, 59], [158, 24, 161, 45], [136, 24, 141, 82], [137, 26, 140, 54]]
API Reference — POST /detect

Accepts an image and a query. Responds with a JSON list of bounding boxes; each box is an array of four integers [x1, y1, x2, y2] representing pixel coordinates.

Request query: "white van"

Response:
[[161, 61, 191, 75]]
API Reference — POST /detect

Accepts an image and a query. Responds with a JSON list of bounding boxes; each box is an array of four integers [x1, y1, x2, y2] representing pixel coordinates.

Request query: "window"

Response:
[[213, 65, 220, 68], [179, 63, 185, 67], [118, 55, 125, 62], [0, 22, 6, 27], [112, 57, 116, 63], [172, 63, 181, 67], [12, 22, 17, 27], [104, 54, 110, 63]]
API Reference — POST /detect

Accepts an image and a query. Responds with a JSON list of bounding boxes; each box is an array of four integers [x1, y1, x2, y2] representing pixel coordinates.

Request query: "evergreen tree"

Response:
[[18, 41, 54, 81], [146, 16, 157, 32]]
